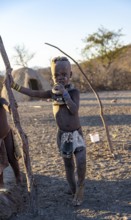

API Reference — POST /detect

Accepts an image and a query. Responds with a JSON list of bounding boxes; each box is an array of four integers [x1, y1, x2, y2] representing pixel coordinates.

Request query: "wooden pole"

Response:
[[0, 36, 36, 211]]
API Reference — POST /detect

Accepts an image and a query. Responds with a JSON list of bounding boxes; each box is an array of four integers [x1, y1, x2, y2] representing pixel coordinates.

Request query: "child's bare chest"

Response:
[[53, 104, 68, 117]]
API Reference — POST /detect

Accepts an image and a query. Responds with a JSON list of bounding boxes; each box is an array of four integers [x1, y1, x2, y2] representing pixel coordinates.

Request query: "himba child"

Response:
[[0, 96, 21, 187], [10, 56, 86, 206]]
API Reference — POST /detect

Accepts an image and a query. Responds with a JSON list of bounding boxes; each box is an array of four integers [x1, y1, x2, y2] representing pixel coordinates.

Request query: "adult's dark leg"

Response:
[[0, 140, 9, 187], [4, 131, 21, 184], [0, 172, 4, 187]]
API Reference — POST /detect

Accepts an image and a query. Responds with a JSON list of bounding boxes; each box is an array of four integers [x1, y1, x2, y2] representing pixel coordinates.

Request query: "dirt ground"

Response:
[[2, 91, 131, 220]]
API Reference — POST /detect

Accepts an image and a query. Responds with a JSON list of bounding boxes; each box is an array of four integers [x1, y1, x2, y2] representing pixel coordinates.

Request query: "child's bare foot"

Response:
[[66, 187, 75, 196], [66, 188, 73, 195], [72, 184, 84, 206]]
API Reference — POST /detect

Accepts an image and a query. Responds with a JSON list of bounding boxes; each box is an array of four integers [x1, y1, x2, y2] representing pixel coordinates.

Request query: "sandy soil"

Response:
[[3, 91, 131, 220]]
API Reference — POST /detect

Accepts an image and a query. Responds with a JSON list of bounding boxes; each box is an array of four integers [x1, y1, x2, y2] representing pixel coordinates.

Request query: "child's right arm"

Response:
[[12, 82, 52, 99], [8, 74, 52, 99]]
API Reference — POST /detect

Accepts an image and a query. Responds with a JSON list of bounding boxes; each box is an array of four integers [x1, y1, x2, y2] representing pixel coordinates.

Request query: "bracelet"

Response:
[[12, 82, 21, 91], [63, 91, 70, 101]]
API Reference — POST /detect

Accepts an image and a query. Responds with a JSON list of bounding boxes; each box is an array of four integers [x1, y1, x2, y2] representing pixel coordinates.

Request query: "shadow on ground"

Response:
[[9, 173, 131, 220], [81, 115, 131, 126]]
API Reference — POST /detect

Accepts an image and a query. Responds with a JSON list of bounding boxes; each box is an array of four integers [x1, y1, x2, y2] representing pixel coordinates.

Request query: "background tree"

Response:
[[13, 44, 35, 67], [82, 26, 124, 68], [81, 26, 124, 90]]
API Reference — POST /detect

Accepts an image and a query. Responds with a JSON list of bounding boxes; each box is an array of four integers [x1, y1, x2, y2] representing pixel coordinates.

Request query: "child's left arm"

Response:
[[62, 90, 79, 114], [52, 83, 79, 114]]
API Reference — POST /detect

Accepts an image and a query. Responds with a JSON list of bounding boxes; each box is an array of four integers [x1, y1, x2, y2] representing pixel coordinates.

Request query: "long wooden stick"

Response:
[[0, 36, 36, 210], [45, 42, 115, 158]]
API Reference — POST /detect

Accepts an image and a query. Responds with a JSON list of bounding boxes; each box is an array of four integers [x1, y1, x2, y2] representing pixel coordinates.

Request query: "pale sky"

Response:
[[0, 0, 131, 71]]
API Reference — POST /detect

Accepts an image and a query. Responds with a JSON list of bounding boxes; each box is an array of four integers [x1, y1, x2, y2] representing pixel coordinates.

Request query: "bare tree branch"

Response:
[[13, 44, 35, 67]]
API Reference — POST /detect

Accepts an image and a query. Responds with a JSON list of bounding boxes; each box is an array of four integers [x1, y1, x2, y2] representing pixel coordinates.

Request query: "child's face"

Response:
[[51, 61, 72, 86]]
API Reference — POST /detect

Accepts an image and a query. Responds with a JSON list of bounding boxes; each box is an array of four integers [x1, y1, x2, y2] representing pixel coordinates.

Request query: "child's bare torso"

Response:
[[53, 104, 80, 131]]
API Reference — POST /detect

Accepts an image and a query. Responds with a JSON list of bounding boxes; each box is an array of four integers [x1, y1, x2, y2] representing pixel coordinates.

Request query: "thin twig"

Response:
[[45, 42, 115, 158]]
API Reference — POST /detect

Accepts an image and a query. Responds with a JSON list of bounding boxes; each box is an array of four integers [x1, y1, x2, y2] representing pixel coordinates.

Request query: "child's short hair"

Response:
[[51, 56, 69, 63], [51, 56, 71, 74]]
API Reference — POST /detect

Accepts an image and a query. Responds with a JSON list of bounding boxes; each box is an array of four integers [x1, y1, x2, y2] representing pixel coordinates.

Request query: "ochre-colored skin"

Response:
[[0, 98, 21, 187], [11, 58, 86, 205]]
